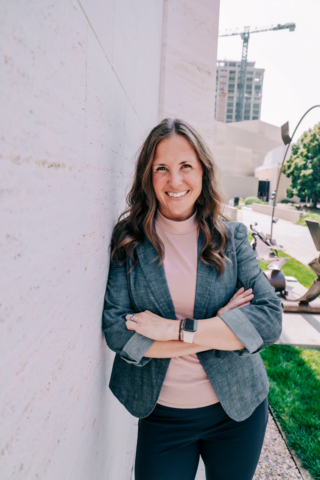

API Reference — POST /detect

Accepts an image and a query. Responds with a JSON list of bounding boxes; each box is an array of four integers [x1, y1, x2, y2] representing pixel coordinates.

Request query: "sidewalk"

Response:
[[240, 208, 318, 267], [279, 280, 320, 347]]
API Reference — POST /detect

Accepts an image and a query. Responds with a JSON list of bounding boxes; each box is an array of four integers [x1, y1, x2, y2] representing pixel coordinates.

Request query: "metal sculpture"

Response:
[[282, 220, 320, 313], [250, 222, 289, 294], [270, 105, 320, 242], [250, 221, 320, 313]]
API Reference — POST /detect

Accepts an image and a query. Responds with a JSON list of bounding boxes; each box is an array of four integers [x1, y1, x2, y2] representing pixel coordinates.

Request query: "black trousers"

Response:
[[135, 398, 268, 480]]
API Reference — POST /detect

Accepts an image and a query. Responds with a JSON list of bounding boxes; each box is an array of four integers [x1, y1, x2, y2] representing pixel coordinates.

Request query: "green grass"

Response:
[[295, 212, 320, 226], [248, 232, 320, 477], [261, 346, 320, 479]]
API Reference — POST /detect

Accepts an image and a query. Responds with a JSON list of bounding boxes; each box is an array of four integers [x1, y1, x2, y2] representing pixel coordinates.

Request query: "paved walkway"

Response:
[[239, 208, 318, 266], [279, 280, 320, 347], [240, 207, 320, 348]]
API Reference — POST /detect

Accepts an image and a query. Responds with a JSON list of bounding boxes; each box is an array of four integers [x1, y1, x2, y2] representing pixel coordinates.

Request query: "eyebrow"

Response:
[[153, 160, 195, 166]]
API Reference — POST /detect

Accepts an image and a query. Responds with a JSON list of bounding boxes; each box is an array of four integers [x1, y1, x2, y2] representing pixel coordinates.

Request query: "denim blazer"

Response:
[[102, 221, 282, 420]]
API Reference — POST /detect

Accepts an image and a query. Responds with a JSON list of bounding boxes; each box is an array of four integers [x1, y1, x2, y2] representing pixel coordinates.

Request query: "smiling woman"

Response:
[[110, 118, 229, 274], [102, 118, 282, 480], [152, 134, 203, 221]]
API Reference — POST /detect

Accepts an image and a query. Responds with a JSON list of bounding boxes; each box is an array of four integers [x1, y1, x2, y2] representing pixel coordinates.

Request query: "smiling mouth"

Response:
[[166, 190, 189, 198]]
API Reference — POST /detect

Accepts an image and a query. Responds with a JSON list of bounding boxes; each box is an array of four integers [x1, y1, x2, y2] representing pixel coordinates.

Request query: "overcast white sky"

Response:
[[217, 0, 320, 140]]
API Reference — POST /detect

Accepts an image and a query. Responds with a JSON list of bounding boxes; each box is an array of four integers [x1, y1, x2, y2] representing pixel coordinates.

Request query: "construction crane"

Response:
[[218, 23, 296, 122]]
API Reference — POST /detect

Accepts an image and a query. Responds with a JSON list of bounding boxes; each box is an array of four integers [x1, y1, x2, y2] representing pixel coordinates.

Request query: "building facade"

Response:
[[214, 60, 264, 123], [1, 1, 220, 479], [212, 120, 283, 200]]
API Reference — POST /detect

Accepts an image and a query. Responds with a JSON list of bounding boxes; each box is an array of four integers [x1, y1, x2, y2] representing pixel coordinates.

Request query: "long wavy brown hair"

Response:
[[111, 118, 230, 275]]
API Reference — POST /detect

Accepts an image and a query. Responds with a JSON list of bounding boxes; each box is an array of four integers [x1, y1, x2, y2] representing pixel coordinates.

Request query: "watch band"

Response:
[[182, 318, 198, 343], [179, 319, 184, 341], [183, 330, 196, 343]]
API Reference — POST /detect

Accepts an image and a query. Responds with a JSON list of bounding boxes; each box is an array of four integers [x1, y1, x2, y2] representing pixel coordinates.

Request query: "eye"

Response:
[[155, 166, 167, 171], [182, 164, 192, 169]]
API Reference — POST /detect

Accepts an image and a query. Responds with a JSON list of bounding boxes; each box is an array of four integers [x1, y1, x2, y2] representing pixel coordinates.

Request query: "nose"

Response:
[[168, 169, 183, 189]]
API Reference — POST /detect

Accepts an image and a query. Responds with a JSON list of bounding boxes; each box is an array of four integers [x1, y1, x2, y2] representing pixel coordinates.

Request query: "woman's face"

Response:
[[152, 134, 203, 221]]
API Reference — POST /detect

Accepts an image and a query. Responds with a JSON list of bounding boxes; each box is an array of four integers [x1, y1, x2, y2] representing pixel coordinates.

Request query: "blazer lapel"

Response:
[[193, 230, 220, 320], [136, 236, 176, 320]]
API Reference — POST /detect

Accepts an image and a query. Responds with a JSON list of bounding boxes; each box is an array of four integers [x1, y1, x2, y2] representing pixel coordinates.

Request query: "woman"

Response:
[[103, 118, 282, 480]]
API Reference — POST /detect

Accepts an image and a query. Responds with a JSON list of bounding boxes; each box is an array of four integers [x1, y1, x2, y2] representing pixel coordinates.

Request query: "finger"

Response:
[[239, 287, 252, 296], [232, 287, 245, 298], [232, 294, 253, 308], [242, 293, 254, 301], [236, 290, 253, 301], [125, 314, 138, 322], [126, 320, 137, 330], [238, 302, 250, 308]]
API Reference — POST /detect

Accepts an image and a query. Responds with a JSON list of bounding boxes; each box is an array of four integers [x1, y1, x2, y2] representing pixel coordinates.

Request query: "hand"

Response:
[[217, 287, 253, 316], [125, 311, 179, 341]]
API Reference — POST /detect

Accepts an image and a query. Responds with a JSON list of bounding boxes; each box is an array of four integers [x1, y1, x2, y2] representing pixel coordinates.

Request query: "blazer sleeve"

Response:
[[102, 256, 154, 367], [218, 222, 282, 357]]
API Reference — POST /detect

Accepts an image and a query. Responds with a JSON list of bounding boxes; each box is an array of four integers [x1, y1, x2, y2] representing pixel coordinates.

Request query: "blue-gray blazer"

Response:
[[102, 221, 282, 420]]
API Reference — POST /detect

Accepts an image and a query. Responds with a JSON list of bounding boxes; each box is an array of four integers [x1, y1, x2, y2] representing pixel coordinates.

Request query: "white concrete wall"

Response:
[[254, 145, 300, 203], [0, 1, 163, 479], [251, 203, 303, 222], [221, 175, 259, 201], [159, 0, 220, 149], [213, 120, 283, 176]]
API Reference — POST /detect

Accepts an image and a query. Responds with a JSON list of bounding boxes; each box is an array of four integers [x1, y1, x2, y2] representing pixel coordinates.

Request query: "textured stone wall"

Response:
[[159, 0, 220, 149], [0, 1, 163, 479]]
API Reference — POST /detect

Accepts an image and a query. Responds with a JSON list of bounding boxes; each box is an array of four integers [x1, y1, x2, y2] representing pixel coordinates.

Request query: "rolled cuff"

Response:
[[120, 332, 154, 366], [218, 308, 264, 355]]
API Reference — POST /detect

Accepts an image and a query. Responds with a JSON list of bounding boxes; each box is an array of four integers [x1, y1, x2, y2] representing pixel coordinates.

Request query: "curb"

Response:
[[268, 404, 311, 480]]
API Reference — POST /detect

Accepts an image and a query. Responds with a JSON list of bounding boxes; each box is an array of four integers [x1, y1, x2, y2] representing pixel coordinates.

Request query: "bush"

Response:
[[280, 199, 295, 204], [244, 196, 264, 205]]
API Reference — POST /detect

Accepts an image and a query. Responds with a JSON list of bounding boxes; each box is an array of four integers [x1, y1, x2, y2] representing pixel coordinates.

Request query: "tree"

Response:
[[283, 122, 320, 208]]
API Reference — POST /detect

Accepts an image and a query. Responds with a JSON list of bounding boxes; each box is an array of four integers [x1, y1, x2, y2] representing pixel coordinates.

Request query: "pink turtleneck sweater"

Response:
[[155, 210, 219, 408]]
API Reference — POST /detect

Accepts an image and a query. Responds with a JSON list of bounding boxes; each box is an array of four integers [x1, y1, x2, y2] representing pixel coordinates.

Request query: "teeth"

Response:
[[167, 191, 188, 198]]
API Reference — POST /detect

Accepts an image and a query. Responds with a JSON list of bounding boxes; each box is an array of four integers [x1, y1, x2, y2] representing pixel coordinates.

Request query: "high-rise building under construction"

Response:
[[214, 60, 264, 123]]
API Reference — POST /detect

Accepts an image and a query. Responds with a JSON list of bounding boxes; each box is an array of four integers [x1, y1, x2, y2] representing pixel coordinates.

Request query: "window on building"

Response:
[[227, 108, 234, 114], [228, 83, 235, 93], [244, 114, 251, 120], [252, 115, 259, 120], [227, 102, 234, 108]]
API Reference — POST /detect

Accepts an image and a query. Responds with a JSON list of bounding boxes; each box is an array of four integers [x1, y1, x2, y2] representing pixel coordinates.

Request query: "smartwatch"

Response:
[[182, 318, 198, 343]]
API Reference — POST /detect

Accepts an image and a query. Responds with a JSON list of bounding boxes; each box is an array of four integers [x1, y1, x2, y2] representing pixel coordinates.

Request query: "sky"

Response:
[[217, 0, 320, 140]]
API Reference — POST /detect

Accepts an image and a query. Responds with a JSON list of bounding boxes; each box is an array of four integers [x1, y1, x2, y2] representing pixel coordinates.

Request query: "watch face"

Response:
[[184, 318, 197, 332]]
